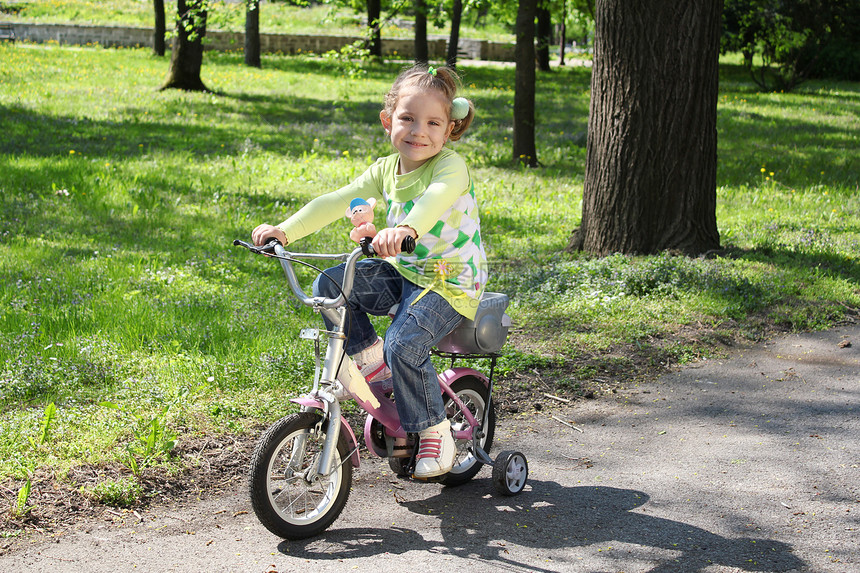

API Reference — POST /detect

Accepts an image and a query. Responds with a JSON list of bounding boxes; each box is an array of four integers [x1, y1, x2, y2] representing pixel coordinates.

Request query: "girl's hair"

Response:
[[383, 64, 475, 141]]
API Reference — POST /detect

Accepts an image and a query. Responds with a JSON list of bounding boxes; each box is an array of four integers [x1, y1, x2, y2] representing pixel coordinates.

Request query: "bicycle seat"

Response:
[[436, 292, 511, 355], [387, 293, 511, 355]]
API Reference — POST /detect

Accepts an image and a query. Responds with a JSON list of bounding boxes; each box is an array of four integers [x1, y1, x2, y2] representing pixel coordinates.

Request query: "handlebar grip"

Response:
[[359, 237, 374, 257], [360, 236, 416, 257], [233, 238, 282, 255]]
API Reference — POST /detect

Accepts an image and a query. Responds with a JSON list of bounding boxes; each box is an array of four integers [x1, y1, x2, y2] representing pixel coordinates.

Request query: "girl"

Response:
[[251, 64, 486, 479]]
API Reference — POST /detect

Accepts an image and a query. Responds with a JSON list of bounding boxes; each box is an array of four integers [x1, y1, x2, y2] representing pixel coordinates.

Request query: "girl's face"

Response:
[[380, 87, 455, 174]]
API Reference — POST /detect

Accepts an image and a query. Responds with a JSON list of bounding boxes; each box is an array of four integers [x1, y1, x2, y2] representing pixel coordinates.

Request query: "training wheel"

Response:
[[493, 450, 528, 496]]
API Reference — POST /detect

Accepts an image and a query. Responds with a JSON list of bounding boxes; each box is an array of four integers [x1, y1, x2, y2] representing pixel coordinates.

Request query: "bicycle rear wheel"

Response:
[[439, 375, 495, 486], [248, 412, 352, 539]]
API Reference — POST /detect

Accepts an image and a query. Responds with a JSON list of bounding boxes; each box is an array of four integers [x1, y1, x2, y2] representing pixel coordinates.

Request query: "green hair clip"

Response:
[[427, 66, 437, 76]]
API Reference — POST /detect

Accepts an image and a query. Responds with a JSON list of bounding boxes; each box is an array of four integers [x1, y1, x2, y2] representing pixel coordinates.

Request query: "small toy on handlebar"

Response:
[[346, 198, 378, 243]]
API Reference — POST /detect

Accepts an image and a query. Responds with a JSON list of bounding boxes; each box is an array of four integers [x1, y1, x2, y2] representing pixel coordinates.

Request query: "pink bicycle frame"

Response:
[[362, 366, 489, 459], [289, 396, 362, 468]]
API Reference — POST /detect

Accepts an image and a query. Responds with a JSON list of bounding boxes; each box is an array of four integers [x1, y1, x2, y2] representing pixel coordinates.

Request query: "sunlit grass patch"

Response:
[[0, 42, 857, 511], [2, 0, 517, 41]]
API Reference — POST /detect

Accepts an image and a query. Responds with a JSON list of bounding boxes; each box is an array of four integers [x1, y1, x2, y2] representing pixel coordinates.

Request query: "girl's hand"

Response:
[[372, 226, 417, 258], [251, 224, 287, 247]]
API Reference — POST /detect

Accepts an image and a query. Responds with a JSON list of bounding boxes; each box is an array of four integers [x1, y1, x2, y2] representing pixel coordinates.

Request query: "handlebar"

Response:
[[232, 238, 281, 255], [232, 236, 415, 258], [233, 236, 415, 311]]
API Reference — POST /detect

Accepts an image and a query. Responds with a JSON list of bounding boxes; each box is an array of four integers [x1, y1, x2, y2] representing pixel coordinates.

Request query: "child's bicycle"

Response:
[[233, 237, 529, 540]]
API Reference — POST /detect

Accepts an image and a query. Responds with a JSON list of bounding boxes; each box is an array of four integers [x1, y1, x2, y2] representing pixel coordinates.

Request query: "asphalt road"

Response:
[[3, 323, 857, 572]]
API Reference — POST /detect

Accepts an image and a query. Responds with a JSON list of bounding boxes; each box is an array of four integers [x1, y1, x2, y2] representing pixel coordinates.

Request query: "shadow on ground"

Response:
[[280, 479, 805, 573]]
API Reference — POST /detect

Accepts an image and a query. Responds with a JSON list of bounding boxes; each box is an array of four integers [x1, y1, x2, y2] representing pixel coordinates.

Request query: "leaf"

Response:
[[125, 447, 140, 476], [38, 402, 57, 445], [16, 479, 32, 514]]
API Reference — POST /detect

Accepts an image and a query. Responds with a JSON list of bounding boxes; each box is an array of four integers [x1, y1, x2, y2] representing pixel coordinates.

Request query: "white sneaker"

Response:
[[413, 419, 456, 478], [352, 337, 391, 383]]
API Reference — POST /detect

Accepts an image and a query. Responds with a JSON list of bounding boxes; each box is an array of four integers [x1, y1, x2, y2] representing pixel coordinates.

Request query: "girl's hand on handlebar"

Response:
[[251, 224, 287, 247], [372, 226, 417, 258]]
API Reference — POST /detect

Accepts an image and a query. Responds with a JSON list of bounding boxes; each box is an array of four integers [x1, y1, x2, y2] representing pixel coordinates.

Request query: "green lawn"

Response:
[[0, 42, 857, 518], [1, 0, 518, 41]]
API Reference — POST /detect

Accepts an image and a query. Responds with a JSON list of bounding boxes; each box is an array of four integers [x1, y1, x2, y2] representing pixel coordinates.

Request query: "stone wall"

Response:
[[5, 23, 515, 61]]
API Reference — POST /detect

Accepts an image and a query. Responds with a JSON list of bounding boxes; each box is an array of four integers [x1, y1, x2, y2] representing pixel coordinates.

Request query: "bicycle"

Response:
[[233, 237, 529, 540]]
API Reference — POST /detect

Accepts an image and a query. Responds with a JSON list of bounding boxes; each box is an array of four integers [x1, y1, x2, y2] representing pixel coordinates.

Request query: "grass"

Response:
[[0, 0, 518, 42], [0, 41, 858, 518]]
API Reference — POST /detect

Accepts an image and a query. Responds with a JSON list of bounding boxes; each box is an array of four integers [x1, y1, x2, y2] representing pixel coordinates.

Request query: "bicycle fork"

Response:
[[294, 324, 347, 481]]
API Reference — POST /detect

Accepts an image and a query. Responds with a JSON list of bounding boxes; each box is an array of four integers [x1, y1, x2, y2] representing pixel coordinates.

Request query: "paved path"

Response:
[[3, 324, 857, 572]]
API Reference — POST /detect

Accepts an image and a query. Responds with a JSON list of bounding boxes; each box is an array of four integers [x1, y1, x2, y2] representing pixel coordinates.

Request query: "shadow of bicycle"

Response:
[[277, 477, 805, 572]]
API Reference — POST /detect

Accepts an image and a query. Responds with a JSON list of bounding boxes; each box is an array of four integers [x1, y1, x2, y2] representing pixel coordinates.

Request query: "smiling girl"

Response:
[[251, 64, 485, 478]]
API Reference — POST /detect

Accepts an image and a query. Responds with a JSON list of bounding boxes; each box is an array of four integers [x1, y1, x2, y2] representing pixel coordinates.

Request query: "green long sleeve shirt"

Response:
[[277, 148, 487, 319]]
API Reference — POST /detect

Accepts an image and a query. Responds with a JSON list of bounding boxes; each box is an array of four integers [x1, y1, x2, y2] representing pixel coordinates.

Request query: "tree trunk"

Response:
[[153, 0, 166, 56], [446, 0, 463, 68], [414, 0, 429, 64], [474, 5, 489, 28], [513, 0, 538, 167], [570, 0, 722, 255], [558, 0, 566, 66], [161, 0, 209, 91], [367, 0, 382, 58], [245, 0, 261, 68], [536, 5, 552, 72]]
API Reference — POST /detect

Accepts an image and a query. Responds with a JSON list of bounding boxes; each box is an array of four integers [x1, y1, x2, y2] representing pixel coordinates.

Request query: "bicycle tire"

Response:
[[248, 412, 352, 539], [439, 375, 495, 486]]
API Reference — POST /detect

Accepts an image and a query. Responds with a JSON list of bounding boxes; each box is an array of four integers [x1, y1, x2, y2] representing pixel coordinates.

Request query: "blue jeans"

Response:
[[313, 259, 463, 433]]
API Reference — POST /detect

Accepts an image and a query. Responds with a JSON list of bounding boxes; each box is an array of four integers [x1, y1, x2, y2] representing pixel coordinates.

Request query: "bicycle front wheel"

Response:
[[248, 412, 352, 540]]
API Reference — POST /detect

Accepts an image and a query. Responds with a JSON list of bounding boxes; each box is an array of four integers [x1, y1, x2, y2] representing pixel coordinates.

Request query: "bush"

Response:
[[722, 0, 860, 89]]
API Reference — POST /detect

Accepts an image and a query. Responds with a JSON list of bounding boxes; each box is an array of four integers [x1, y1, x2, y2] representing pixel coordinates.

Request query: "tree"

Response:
[[446, 0, 463, 68], [161, 0, 209, 92], [245, 0, 261, 68], [569, 0, 722, 256], [555, 0, 595, 65], [367, 0, 382, 58], [513, 0, 538, 167], [558, 0, 567, 65], [536, 3, 552, 71], [414, 0, 429, 63], [153, 0, 166, 56], [568, 0, 595, 52]]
